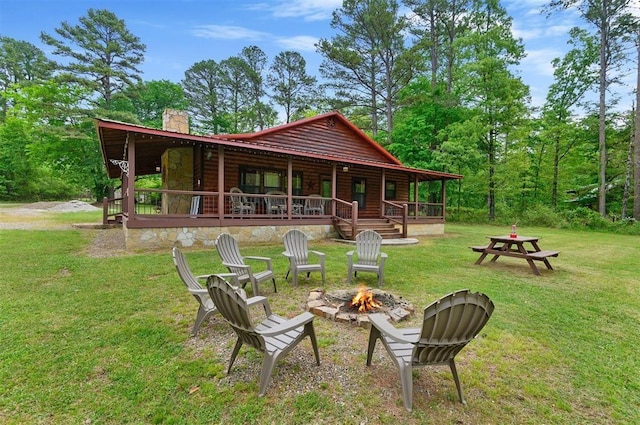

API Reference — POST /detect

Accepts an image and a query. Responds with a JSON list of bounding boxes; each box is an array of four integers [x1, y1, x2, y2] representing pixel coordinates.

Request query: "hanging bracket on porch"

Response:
[[110, 159, 129, 177]]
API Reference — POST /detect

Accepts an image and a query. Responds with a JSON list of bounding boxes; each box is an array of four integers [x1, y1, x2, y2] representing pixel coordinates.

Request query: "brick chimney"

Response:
[[162, 109, 189, 134]]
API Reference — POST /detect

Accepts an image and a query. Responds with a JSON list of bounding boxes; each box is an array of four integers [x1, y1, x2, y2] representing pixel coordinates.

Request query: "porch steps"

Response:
[[334, 219, 402, 240]]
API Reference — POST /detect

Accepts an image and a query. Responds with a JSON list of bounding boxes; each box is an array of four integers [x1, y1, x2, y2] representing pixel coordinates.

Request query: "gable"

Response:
[[232, 113, 400, 165]]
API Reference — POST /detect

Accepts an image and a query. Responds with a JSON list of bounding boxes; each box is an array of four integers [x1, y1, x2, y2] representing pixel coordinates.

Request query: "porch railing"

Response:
[[102, 189, 444, 226], [382, 200, 408, 238]]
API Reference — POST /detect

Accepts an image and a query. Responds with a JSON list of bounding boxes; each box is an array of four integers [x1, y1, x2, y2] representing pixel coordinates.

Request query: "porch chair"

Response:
[[303, 194, 325, 215], [215, 233, 277, 295], [264, 190, 286, 215], [189, 195, 201, 216], [229, 187, 256, 215], [347, 230, 388, 287], [172, 247, 244, 336], [366, 289, 495, 412], [206, 274, 320, 396], [282, 229, 326, 287]]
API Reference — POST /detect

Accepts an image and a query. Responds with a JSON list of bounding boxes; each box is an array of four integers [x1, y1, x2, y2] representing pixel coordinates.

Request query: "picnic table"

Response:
[[470, 235, 559, 275]]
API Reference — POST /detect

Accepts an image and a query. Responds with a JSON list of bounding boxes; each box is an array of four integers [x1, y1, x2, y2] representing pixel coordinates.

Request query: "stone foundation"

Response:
[[123, 224, 338, 251]]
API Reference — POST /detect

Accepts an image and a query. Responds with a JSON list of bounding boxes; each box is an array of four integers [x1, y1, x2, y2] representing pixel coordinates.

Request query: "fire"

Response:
[[350, 285, 382, 312]]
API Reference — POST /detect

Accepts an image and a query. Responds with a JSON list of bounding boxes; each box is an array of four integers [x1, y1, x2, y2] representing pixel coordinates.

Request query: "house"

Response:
[[97, 110, 462, 250]]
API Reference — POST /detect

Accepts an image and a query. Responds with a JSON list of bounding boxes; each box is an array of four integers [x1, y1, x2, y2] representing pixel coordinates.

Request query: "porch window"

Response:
[[291, 172, 303, 196], [385, 180, 397, 200], [264, 170, 283, 192], [352, 177, 366, 209], [239, 166, 301, 194], [240, 168, 261, 193]]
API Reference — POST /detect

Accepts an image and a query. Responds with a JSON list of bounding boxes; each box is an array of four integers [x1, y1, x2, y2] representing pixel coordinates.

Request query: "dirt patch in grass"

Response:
[[0, 201, 126, 256]]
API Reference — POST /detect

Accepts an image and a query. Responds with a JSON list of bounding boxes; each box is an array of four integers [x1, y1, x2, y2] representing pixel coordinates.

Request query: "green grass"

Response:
[[1, 224, 639, 424]]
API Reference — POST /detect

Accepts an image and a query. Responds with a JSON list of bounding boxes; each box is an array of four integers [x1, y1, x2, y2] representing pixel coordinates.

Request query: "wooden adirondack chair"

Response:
[[206, 274, 321, 396], [172, 247, 245, 336], [346, 230, 388, 287], [215, 233, 277, 295], [366, 289, 495, 412], [282, 229, 325, 287]]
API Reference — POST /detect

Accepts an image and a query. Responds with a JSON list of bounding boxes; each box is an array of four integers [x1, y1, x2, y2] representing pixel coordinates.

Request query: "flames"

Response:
[[349, 285, 382, 312]]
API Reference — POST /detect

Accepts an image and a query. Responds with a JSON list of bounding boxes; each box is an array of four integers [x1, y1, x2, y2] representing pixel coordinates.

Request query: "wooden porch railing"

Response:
[[334, 198, 358, 238], [103, 189, 444, 230], [382, 200, 408, 238]]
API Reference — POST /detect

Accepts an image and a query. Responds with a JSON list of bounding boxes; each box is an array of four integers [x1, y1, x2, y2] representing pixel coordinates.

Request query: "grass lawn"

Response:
[[1, 215, 639, 424]]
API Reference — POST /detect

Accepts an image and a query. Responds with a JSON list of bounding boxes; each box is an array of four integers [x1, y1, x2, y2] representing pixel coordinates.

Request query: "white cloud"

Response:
[[522, 48, 564, 77], [275, 35, 319, 51], [191, 25, 270, 41], [248, 0, 342, 22]]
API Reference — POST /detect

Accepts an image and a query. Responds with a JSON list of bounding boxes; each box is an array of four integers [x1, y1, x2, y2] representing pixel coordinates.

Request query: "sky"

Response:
[[0, 0, 638, 112]]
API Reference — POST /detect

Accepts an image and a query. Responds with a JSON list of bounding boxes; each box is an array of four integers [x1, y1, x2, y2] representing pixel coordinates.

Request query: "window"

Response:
[[352, 177, 366, 209], [292, 172, 303, 196], [385, 180, 396, 200], [239, 168, 261, 193], [239, 167, 301, 194], [264, 170, 282, 192]]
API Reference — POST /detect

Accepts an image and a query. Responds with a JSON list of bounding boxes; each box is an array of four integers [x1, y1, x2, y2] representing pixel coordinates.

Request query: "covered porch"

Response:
[[97, 111, 461, 249]]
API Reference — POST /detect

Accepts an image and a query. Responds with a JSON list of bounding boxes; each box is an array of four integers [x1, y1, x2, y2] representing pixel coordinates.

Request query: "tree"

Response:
[[267, 51, 318, 123], [404, 0, 471, 93], [111, 80, 187, 129], [238, 46, 276, 130], [541, 28, 599, 208], [452, 0, 530, 220], [0, 37, 54, 121], [182, 60, 230, 134], [317, 0, 414, 138], [40, 8, 146, 109], [546, 0, 638, 217]]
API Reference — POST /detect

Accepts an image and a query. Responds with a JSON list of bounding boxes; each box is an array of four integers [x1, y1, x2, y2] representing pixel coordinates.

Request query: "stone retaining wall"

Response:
[[124, 224, 339, 251]]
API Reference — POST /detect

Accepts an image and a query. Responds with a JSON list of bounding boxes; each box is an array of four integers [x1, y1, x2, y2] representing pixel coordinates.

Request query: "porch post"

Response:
[[287, 157, 293, 218], [381, 169, 386, 216], [126, 133, 136, 221], [218, 146, 225, 216], [331, 163, 337, 216], [441, 178, 446, 219], [414, 174, 419, 216], [352, 201, 358, 239]]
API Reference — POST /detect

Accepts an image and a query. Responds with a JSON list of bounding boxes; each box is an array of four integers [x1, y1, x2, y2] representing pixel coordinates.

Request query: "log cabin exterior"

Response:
[[97, 110, 462, 250]]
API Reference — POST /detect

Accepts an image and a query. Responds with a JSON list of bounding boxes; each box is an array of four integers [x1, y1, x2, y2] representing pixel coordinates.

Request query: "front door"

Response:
[[352, 177, 366, 209]]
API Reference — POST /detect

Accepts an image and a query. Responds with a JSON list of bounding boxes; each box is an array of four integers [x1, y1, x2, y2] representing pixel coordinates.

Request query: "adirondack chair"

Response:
[[282, 229, 325, 287], [346, 230, 388, 287], [229, 187, 255, 215], [206, 274, 320, 396], [366, 289, 495, 412], [303, 194, 325, 215], [215, 233, 277, 295], [172, 247, 244, 336]]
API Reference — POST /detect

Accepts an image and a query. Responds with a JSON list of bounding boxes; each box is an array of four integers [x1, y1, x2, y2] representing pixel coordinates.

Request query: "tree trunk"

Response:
[[622, 107, 634, 218], [488, 131, 496, 221], [598, 12, 608, 218], [634, 31, 640, 220]]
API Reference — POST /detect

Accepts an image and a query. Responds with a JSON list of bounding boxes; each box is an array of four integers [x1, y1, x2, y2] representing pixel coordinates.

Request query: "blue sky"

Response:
[[0, 0, 637, 111]]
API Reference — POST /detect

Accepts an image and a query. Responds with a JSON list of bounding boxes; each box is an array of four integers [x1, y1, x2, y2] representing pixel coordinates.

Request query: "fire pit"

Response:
[[306, 285, 415, 327]]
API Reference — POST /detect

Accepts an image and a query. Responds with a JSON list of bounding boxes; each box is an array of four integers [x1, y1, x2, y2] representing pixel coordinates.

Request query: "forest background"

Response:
[[1, 0, 640, 233]]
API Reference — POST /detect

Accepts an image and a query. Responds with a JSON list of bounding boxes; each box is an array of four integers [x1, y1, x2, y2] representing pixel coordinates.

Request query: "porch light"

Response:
[[343, 166, 349, 172], [205, 148, 213, 160]]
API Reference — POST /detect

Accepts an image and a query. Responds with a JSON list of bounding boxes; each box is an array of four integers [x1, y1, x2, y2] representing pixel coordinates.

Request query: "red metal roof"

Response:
[[96, 111, 462, 181]]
